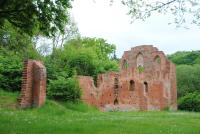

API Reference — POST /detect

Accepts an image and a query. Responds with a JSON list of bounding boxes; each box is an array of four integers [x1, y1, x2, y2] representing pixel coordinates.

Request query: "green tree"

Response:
[[45, 37, 119, 99], [0, 20, 42, 92], [62, 37, 119, 76], [52, 37, 119, 89], [0, 0, 72, 36], [176, 65, 200, 97], [66, 37, 117, 60], [0, 47, 23, 91], [168, 51, 200, 65], [0, 21, 41, 59], [178, 92, 200, 112]]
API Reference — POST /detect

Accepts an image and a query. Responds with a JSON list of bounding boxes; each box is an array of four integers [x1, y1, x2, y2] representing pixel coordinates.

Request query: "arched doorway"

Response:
[[114, 98, 119, 105], [129, 80, 135, 91]]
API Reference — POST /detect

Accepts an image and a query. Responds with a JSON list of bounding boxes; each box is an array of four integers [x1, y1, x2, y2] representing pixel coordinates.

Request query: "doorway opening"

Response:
[[114, 98, 119, 105]]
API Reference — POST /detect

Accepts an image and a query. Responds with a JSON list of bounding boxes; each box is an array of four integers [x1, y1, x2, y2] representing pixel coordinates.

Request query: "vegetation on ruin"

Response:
[[137, 66, 145, 73], [1, 90, 200, 134]]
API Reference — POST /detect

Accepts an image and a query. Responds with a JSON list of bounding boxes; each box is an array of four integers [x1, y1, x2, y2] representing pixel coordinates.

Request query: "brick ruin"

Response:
[[18, 60, 46, 108], [78, 45, 177, 111]]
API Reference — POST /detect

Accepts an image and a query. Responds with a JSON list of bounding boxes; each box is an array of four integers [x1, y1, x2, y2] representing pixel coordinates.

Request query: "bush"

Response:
[[47, 76, 81, 102], [178, 93, 200, 112], [0, 48, 23, 91], [176, 65, 200, 97]]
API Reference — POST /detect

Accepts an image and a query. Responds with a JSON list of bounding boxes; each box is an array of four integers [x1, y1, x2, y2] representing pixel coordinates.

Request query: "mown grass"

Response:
[[0, 90, 200, 134]]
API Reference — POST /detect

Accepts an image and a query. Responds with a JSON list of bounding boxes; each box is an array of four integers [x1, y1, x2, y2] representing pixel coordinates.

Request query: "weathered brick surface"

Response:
[[18, 60, 46, 108], [78, 45, 177, 111]]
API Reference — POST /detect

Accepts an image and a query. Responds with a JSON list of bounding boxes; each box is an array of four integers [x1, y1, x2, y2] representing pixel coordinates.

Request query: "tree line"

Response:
[[168, 51, 200, 112]]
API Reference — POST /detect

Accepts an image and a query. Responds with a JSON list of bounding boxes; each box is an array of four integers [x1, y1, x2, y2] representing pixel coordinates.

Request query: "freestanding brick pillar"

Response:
[[18, 60, 46, 108]]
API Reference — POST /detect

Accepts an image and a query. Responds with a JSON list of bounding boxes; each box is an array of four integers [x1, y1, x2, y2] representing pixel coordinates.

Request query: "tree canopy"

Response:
[[54, 37, 119, 77], [168, 51, 200, 65], [168, 51, 200, 98], [0, 0, 72, 36]]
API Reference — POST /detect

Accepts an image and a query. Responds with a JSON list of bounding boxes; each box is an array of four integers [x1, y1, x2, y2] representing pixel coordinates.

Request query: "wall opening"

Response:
[[154, 55, 161, 64], [136, 52, 144, 67], [129, 80, 135, 91], [93, 76, 98, 88], [144, 81, 148, 93], [114, 98, 119, 105], [114, 77, 119, 89]]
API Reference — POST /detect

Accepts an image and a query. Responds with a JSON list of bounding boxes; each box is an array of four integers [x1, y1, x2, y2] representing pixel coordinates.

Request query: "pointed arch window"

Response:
[[154, 55, 161, 64], [136, 52, 144, 67]]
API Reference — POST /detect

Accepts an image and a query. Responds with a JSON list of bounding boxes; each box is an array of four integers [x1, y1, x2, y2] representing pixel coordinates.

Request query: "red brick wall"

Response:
[[18, 60, 46, 108], [78, 45, 177, 111]]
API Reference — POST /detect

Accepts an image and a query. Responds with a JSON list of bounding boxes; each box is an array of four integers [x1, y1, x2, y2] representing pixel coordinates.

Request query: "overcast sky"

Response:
[[71, 0, 200, 57]]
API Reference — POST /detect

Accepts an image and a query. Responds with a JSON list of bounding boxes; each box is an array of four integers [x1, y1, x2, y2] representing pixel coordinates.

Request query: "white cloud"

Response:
[[71, 0, 200, 57]]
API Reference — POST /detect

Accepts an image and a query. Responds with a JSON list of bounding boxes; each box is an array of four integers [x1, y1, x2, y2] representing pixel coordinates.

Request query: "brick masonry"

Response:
[[18, 60, 46, 108], [78, 45, 177, 111]]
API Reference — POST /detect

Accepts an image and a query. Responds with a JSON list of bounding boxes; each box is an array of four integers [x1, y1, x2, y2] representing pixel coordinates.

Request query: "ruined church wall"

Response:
[[78, 45, 177, 111]]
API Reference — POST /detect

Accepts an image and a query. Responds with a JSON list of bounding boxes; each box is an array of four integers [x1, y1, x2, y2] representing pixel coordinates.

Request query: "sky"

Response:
[[71, 0, 200, 57]]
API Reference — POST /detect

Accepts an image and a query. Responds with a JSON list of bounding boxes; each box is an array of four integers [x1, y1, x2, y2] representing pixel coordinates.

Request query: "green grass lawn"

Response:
[[0, 90, 200, 134]]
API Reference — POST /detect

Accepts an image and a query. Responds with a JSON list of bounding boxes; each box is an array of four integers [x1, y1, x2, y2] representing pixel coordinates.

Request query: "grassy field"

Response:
[[0, 90, 200, 134]]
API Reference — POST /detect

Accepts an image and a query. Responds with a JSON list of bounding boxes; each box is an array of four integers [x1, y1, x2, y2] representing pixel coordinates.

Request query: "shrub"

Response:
[[0, 48, 23, 91], [137, 66, 145, 73], [176, 65, 200, 97], [178, 93, 200, 112], [47, 76, 81, 102]]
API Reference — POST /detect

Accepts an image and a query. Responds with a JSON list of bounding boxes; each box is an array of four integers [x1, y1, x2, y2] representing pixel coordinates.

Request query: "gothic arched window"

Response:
[[136, 53, 144, 67], [154, 55, 161, 64]]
